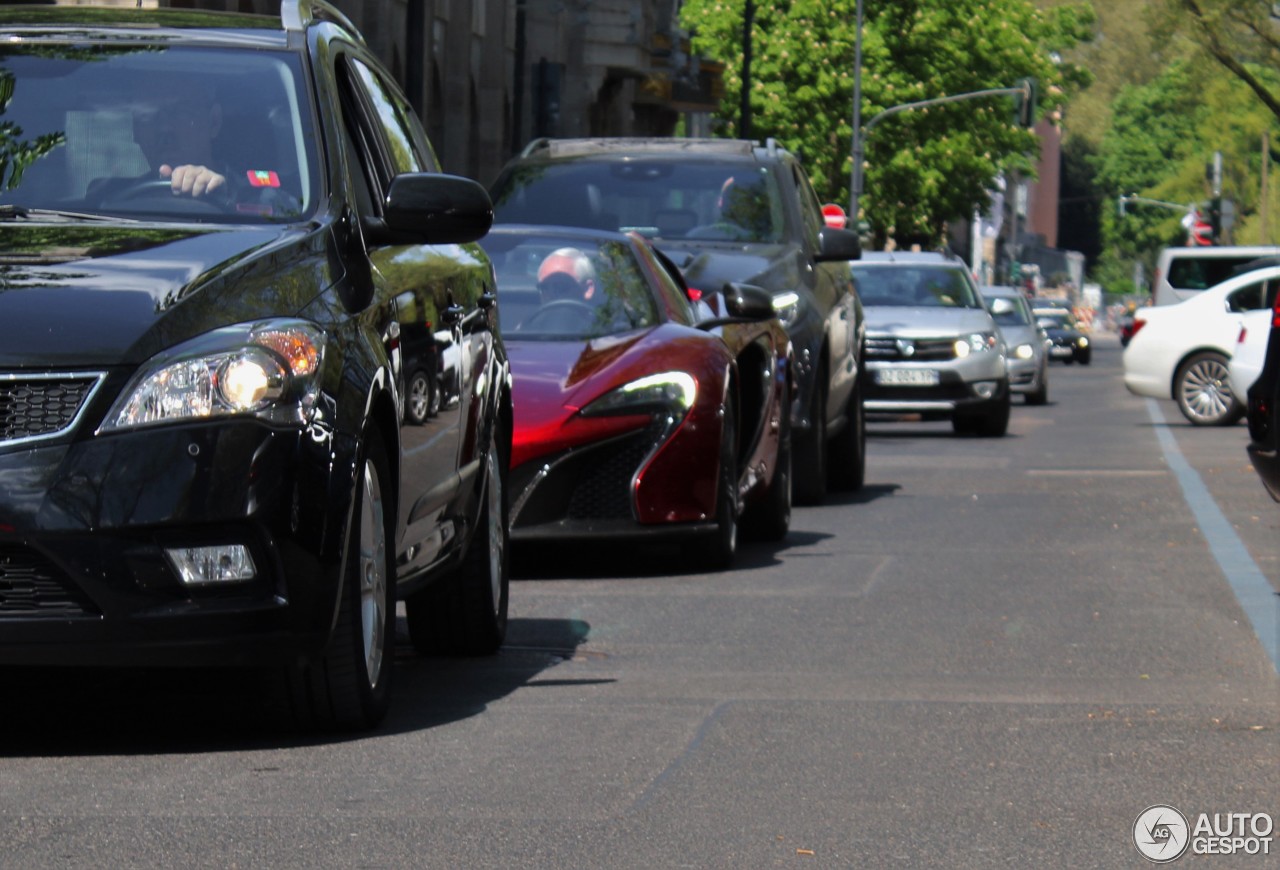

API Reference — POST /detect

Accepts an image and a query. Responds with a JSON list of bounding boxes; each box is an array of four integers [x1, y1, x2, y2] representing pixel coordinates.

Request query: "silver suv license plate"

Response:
[[876, 369, 939, 386]]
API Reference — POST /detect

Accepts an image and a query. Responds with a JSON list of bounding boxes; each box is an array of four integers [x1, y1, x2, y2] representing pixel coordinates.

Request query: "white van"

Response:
[[1154, 245, 1280, 306]]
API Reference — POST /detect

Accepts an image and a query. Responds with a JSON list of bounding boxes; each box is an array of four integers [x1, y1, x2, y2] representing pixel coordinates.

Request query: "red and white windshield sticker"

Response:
[[246, 170, 281, 188]]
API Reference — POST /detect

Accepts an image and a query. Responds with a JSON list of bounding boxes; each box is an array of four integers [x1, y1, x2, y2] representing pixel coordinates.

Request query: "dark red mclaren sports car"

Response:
[[480, 225, 793, 569]]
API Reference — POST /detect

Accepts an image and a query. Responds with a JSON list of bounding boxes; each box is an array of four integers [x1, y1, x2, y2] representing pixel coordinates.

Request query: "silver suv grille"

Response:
[[0, 373, 106, 447], [865, 335, 957, 362]]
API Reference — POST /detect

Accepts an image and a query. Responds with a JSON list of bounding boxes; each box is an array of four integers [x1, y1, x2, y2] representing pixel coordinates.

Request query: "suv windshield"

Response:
[[852, 265, 981, 308], [492, 161, 786, 244], [0, 46, 316, 223], [986, 294, 1032, 326]]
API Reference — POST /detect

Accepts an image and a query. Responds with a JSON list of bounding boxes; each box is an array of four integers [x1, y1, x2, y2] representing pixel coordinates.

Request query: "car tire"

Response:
[[406, 431, 510, 655], [827, 378, 866, 492], [1025, 380, 1048, 406], [1025, 366, 1048, 406], [1077, 349, 1092, 365], [742, 385, 791, 542], [283, 430, 395, 732], [701, 399, 739, 570], [976, 388, 1011, 436], [953, 389, 1010, 437], [793, 369, 828, 506], [1175, 351, 1245, 426], [429, 374, 443, 417], [405, 369, 431, 425]]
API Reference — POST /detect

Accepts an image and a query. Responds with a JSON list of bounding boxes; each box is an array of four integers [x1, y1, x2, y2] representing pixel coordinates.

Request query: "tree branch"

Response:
[[1180, 0, 1280, 122]]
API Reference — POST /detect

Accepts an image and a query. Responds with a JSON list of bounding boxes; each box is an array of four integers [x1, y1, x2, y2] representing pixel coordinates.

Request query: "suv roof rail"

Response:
[[518, 137, 552, 159], [281, 0, 365, 45]]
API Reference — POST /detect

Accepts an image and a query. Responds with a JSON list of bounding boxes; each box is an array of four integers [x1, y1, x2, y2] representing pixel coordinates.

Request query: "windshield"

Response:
[[1036, 311, 1074, 329], [478, 233, 662, 340], [852, 265, 981, 308], [492, 161, 787, 244], [986, 293, 1032, 326], [0, 45, 317, 223]]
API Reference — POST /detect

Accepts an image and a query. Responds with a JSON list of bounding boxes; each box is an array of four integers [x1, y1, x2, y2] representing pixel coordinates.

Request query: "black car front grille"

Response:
[[865, 335, 958, 362], [0, 374, 104, 447], [0, 544, 96, 616]]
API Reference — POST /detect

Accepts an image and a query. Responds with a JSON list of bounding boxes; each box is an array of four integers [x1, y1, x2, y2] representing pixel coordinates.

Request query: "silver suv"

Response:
[[852, 252, 1010, 436]]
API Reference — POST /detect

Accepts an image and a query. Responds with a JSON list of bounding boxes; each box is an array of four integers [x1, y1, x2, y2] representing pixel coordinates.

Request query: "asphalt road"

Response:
[[2, 333, 1277, 869]]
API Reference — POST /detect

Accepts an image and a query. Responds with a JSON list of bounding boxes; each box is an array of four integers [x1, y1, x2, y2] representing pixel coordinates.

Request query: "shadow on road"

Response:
[[0, 616, 589, 754]]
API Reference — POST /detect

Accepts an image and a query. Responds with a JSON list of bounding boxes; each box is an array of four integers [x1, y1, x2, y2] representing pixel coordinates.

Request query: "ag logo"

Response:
[[1134, 805, 1190, 863]]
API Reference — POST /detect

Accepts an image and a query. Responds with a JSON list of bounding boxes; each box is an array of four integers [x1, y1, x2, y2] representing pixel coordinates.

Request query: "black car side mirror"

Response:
[[723, 282, 776, 320], [816, 226, 862, 262], [697, 282, 776, 329], [365, 173, 494, 246]]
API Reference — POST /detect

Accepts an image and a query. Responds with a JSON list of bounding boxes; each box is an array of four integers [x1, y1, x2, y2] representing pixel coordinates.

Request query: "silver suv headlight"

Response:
[[1013, 342, 1035, 360], [101, 319, 325, 432], [953, 331, 999, 358]]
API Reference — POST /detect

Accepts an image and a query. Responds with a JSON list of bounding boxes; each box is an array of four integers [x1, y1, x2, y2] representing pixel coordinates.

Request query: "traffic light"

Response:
[[1014, 77, 1037, 128], [1207, 197, 1223, 243]]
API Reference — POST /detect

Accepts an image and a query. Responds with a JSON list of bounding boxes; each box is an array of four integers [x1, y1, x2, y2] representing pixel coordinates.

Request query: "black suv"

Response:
[[489, 137, 865, 504], [0, 0, 511, 731]]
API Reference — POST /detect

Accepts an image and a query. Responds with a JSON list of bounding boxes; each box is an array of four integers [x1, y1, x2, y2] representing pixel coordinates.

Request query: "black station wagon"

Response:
[[0, 0, 511, 731]]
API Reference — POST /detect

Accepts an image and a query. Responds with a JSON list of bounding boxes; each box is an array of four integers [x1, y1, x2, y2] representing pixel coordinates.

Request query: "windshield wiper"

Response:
[[0, 204, 134, 223]]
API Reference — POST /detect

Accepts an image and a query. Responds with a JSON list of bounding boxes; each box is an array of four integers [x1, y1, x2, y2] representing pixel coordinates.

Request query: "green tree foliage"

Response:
[[0, 70, 64, 192], [679, 0, 1095, 247], [1158, 0, 1280, 124], [1096, 57, 1280, 272]]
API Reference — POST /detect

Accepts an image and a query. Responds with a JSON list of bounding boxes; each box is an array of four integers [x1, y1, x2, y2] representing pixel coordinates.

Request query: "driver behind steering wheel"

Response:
[[87, 75, 230, 202], [536, 247, 598, 304]]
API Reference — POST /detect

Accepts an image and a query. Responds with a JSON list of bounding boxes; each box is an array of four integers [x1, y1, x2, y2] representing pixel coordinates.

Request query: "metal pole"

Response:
[[1263, 132, 1271, 243], [740, 0, 754, 140], [849, 0, 864, 225]]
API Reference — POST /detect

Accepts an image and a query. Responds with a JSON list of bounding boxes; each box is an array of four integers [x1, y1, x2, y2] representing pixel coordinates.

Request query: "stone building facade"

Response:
[[171, 0, 719, 186]]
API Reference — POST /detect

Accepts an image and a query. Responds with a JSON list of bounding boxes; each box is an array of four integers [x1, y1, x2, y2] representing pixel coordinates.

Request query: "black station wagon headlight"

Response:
[[101, 320, 325, 432], [579, 371, 697, 418], [953, 331, 999, 358]]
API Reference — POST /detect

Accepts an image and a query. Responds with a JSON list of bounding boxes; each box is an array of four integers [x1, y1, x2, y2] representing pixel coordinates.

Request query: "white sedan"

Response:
[[1123, 265, 1280, 425], [1229, 308, 1273, 401]]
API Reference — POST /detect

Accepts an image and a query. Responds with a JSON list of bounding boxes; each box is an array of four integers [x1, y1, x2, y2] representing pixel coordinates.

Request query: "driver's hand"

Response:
[[160, 164, 226, 198]]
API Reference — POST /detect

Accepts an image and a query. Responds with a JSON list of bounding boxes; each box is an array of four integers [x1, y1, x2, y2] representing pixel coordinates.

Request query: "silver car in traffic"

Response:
[[981, 285, 1049, 405], [853, 251, 1010, 436]]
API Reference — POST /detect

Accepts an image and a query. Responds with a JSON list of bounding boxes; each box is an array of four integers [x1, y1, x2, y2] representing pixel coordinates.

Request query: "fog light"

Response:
[[166, 545, 256, 586], [972, 381, 997, 400]]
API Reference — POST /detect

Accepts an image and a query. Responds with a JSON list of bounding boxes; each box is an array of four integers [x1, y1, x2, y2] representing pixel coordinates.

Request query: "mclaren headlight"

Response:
[[772, 291, 801, 328], [579, 371, 697, 419], [101, 319, 325, 432], [953, 331, 999, 358], [1013, 343, 1035, 360]]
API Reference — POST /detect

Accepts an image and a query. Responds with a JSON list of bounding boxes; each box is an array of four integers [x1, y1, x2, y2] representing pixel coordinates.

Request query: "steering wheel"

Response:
[[520, 299, 596, 331], [101, 178, 232, 212]]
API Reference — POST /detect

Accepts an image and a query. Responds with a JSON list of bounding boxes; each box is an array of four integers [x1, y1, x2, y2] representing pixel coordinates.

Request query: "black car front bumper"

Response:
[[0, 419, 356, 667]]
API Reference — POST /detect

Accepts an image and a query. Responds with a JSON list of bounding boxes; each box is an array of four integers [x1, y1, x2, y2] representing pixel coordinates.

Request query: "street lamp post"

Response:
[[740, 0, 755, 140], [849, 0, 864, 227], [851, 73, 1034, 244]]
